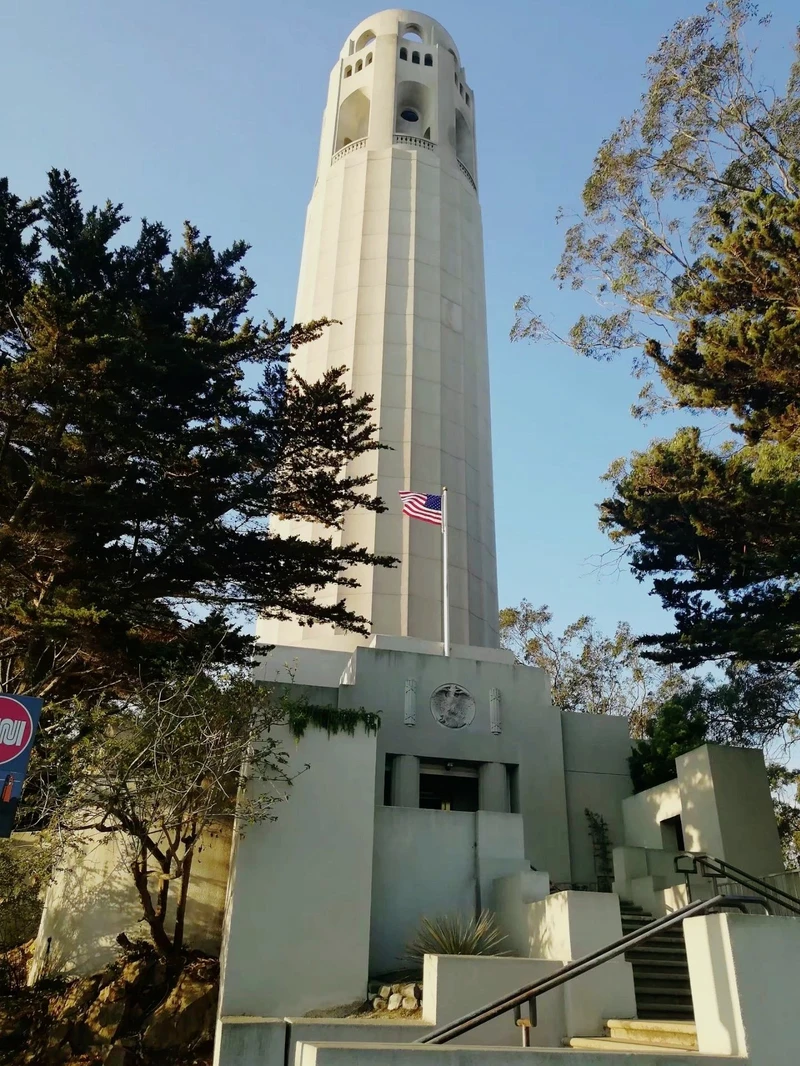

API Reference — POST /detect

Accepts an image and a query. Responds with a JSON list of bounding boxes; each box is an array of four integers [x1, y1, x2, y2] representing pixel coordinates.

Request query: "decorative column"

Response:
[[404, 679, 417, 726], [478, 762, 508, 812], [391, 755, 420, 808], [489, 688, 501, 734]]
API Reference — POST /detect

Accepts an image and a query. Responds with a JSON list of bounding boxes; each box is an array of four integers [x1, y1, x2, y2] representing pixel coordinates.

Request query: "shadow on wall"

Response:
[[31, 825, 231, 980]]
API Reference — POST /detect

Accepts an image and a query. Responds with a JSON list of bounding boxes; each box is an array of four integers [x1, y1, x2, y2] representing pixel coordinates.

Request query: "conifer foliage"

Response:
[[0, 170, 392, 704]]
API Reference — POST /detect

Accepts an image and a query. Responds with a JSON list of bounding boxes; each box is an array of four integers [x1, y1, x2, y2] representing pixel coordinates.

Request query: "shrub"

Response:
[[405, 910, 510, 962]]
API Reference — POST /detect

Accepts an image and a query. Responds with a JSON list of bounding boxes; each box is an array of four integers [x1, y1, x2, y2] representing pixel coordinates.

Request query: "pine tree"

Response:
[[0, 170, 393, 704]]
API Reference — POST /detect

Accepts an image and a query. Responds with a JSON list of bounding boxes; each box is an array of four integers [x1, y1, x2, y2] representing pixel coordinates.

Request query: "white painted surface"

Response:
[[218, 725, 377, 1016], [254, 646, 352, 688], [423, 954, 566, 1047], [296, 1042, 735, 1066], [257, 9, 499, 654], [526, 891, 636, 1036], [491, 871, 551, 958], [369, 806, 523, 975], [677, 744, 783, 876], [31, 822, 230, 980], [685, 912, 800, 1063], [622, 779, 682, 851]]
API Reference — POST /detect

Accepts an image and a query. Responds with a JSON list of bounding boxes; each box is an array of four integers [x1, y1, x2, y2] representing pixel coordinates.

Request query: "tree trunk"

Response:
[[130, 848, 173, 956], [172, 832, 197, 954]]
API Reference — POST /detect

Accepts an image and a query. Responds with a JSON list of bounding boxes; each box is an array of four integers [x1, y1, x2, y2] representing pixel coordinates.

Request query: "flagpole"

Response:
[[441, 486, 450, 657]]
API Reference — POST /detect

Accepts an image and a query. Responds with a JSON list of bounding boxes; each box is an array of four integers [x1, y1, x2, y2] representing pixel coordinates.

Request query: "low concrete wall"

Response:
[[423, 954, 566, 1047], [622, 780, 681, 851], [214, 1017, 286, 1066], [296, 1043, 733, 1066], [685, 912, 800, 1063]]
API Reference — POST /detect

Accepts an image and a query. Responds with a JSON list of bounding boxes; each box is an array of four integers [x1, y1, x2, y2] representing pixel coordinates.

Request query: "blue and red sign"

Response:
[[0, 694, 42, 838]]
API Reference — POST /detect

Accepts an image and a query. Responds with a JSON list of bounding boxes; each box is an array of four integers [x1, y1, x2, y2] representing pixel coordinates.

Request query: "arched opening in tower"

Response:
[[396, 81, 433, 140], [336, 89, 370, 151]]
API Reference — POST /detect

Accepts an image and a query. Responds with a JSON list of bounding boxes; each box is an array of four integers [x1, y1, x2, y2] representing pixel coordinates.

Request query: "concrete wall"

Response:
[[422, 954, 566, 1047], [678, 744, 783, 876], [218, 725, 377, 1017], [30, 822, 230, 980], [685, 912, 800, 1063], [346, 646, 576, 882], [622, 779, 681, 851], [296, 1042, 732, 1066], [369, 807, 526, 974], [560, 712, 632, 886]]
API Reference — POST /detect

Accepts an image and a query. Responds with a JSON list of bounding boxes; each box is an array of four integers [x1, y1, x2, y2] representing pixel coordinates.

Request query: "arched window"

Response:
[[465, 92, 470, 106], [355, 59, 363, 72], [459, 83, 464, 96], [403, 24, 423, 41], [344, 65, 352, 78], [399, 47, 407, 60], [454, 72, 458, 85], [366, 52, 373, 66], [424, 54, 433, 66], [412, 51, 420, 64], [356, 29, 376, 50]]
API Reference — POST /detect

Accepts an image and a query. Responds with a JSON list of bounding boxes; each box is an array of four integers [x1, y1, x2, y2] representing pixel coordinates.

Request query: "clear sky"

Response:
[[2, 0, 798, 642]]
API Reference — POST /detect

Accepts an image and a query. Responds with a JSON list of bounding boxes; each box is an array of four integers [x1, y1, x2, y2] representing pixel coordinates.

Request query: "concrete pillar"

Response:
[[479, 761, 507, 812], [527, 892, 636, 1038], [685, 912, 800, 1062], [391, 755, 419, 807]]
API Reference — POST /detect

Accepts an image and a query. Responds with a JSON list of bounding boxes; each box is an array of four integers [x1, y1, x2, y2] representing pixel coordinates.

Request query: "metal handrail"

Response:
[[676, 853, 800, 916], [416, 893, 766, 1046]]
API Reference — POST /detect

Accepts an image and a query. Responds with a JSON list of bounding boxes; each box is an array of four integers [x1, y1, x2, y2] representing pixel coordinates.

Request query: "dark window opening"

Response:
[[465, 92, 470, 106], [661, 815, 685, 852], [412, 51, 420, 64], [366, 53, 373, 66], [419, 759, 479, 812], [355, 59, 363, 72], [401, 108, 419, 122], [399, 47, 407, 60], [459, 82, 464, 96], [424, 53, 433, 66], [344, 66, 352, 78], [384, 755, 393, 805], [423, 126, 431, 139]]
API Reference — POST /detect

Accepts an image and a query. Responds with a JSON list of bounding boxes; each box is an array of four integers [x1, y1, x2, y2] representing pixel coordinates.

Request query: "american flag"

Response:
[[399, 491, 443, 526]]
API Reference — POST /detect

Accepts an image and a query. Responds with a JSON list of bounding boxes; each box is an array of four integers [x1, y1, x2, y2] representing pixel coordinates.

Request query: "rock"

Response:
[[401, 996, 419, 1011], [391, 983, 402, 993], [119, 956, 152, 988], [401, 983, 419, 999], [379, 984, 392, 999], [52, 975, 101, 1021], [371, 996, 386, 1011], [142, 963, 218, 1050], [45, 1020, 72, 1047], [387, 993, 402, 1011], [84, 980, 128, 1044], [104, 1043, 136, 1066]]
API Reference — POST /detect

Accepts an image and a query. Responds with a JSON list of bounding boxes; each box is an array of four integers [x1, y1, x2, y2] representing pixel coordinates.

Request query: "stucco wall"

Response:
[[678, 744, 783, 876], [561, 712, 632, 886], [218, 724, 377, 1017], [369, 807, 525, 974], [622, 779, 682, 851], [31, 822, 231, 980]]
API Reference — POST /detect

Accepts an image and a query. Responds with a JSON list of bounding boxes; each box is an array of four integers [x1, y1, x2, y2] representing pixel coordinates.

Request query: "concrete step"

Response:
[[630, 957, 691, 971], [606, 1018, 698, 1050], [627, 944, 688, 959], [634, 969, 692, 985], [635, 985, 693, 1001], [567, 1036, 695, 1053]]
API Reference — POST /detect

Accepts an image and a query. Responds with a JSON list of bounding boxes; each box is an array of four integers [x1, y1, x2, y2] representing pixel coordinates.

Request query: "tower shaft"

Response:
[[258, 9, 498, 652]]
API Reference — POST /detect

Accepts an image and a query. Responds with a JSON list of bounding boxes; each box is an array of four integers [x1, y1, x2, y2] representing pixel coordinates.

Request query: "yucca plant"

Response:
[[405, 910, 511, 962]]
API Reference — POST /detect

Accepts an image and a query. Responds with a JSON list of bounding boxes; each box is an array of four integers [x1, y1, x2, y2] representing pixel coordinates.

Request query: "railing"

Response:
[[331, 138, 367, 164], [393, 133, 437, 151], [457, 157, 477, 191], [676, 853, 800, 917], [414, 893, 768, 1047]]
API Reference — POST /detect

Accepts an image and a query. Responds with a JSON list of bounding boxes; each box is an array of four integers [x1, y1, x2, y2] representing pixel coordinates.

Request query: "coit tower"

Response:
[[258, 9, 499, 653]]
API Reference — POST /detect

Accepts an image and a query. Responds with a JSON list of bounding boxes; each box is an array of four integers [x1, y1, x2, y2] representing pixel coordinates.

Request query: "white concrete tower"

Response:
[[258, 9, 499, 653]]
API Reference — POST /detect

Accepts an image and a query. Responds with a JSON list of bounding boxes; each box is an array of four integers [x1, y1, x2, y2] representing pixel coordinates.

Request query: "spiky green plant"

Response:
[[405, 910, 511, 962]]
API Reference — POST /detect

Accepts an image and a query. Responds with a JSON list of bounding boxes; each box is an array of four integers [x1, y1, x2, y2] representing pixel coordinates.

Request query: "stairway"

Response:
[[620, 900, 694, 1021], [568, 1018, 698, 1052]]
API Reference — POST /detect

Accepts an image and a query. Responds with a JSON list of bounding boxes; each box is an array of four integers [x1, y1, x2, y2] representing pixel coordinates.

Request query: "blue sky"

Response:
[[2, 0, 798, 642]]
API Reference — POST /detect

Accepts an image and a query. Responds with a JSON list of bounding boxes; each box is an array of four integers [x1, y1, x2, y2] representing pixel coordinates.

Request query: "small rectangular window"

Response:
[[424, 53, 433, 66], [412, 51, 420, 64]]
